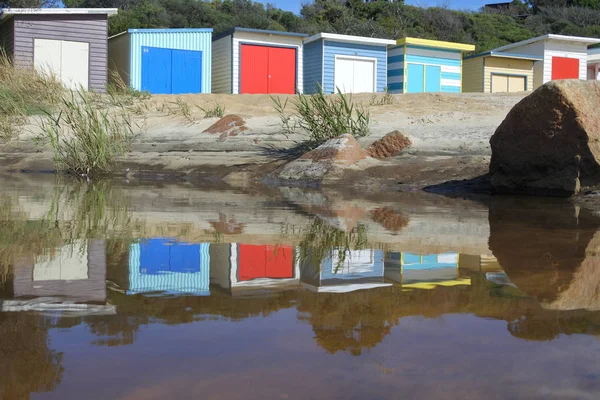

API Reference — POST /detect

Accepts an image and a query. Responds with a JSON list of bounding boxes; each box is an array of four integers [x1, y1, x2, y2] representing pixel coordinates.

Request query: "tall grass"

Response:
[[0, 52, 64, 142], [272, 87, 370, 148], [298, 219, 369, 273], [40, 90, 134, 177]]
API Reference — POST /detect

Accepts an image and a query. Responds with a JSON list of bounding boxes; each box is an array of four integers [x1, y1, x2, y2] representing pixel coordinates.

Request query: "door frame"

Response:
[[238, 42, 299, 94], [489, 72, 529, 93], [33, 38, 90, 90], [333, 54, 378, 94]]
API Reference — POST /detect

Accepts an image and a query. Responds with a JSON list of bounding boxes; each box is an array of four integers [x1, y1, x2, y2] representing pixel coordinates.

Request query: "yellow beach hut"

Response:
[[462, 51, 543, 93]]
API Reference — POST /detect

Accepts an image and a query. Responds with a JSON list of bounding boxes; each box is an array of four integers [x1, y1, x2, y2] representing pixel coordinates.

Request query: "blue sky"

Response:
[[256, 0, 491, 14]]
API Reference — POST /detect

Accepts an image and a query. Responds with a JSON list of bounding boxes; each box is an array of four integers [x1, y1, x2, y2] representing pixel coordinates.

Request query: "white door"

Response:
[[334, 57, 376, 93], [334, 57, 354, 93], [34, 38, 89, 90], [34, 38, 61, 80], [33, 242, 89, 281], [61, 40, 89, 90], [352, 59, 375, 93]]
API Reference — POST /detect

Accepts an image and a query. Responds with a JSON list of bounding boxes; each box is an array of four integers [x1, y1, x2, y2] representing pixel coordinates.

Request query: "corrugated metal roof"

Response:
[[464, 51, 543, 61], [305, 32, 396, 46], [128, 28, 213, 33], [0, 7, 118, 22], [213, 27, 308, 41], [492, 34, 600, 53]]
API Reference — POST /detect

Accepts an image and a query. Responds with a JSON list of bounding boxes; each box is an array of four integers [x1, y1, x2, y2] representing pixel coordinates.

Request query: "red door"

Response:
[[238, 245, 294, 281], [551, 57, 580, 80], [265, 245, 294, 278], [240, 45, 269, 94], [240, 44, 296, 94], [267, 47, 296, 94]]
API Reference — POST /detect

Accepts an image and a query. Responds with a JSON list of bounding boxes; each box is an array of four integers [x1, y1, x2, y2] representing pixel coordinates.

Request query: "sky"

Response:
[[255, 0, 491, 14]]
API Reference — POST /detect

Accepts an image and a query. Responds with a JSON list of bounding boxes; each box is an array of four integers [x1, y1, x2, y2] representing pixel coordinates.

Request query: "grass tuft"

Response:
[[272, 86, 370, 149], [369, 87, 395, 107], [0, 52, 64, 142], [39, 90, 134, 177]]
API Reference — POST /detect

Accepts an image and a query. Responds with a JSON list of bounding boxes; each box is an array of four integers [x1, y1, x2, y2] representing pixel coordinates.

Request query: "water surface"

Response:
[[1, 176, 600, 400]]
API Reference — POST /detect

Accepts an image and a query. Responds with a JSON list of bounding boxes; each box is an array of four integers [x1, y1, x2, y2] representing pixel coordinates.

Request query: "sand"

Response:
[[0, 91, 527, 186]]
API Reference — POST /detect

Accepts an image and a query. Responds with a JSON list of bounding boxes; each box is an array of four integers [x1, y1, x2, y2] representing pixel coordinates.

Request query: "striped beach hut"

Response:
[[128, 239, 211, 295], [108, 28, 213, 94], [387, 37, 475, 94]]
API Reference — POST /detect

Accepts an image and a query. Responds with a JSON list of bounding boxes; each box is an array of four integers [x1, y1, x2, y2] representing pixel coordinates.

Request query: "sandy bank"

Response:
[[0, 92, 526, 187]]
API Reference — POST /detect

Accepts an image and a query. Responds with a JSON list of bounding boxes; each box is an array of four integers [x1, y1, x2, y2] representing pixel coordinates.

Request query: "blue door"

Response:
[[425, 65, 441, 92], [141, 47, 172, 94], [141, 47, 202, 94], [172, 49, 202, 95], [406, 63, 424, 93]]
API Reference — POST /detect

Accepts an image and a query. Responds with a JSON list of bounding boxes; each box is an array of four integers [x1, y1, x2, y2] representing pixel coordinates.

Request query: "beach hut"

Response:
[[300, 249, 390, 293], [587, 45, 600, 80], [210, 243, 300, 296], [462, 51, 542, 93], [387, 37, 475, 94], [127, 239, 211, 295], [211, 27, 307, 94], [10, 240, 107, 304], [302, 33, 396, 94], [384, 252, 471, 289], [108, 28, 213, 94], [0, 8, 118, 92], [491, 34, 600, 89]]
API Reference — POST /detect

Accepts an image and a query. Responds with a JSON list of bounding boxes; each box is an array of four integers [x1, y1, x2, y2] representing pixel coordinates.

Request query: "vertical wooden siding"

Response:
[[323, 40, 388, 93], [212, 35, 233, 94], [13, 14, 109, 92], [303, 39, 323, 94], [0, 19, 14, 59], [107, 32, 130, 87], [462, 57, 484, 92]]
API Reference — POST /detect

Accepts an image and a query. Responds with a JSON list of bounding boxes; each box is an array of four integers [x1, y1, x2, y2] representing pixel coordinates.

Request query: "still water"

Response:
[[1, 176, 600, 399]]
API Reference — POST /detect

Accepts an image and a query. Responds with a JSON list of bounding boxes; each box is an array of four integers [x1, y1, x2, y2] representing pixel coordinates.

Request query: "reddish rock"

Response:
[[299, 134, 367, 166], [366, 131, 412, 160], [203, 115, 248, 136], [490, 80, 600, 196], [370, 208, 409, 232]]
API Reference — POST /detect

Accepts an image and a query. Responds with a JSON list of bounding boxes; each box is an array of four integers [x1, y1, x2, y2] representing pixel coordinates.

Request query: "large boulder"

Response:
[[275, 134, 372, 184], [489, 80, 600, 196]]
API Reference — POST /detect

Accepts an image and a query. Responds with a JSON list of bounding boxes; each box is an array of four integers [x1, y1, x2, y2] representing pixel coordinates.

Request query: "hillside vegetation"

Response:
[[34, 0, 599, 52]]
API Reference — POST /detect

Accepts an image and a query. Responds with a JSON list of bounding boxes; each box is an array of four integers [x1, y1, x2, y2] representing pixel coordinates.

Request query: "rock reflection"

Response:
[[488, 197, 600, 311]]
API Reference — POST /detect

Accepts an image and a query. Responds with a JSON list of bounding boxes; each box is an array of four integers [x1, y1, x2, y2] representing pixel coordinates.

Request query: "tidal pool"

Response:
[[1, 176, 600, 400]]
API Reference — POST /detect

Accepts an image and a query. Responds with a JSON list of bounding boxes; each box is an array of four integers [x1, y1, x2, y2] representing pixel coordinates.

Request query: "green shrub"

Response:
[[197, 103, 226, 118], [273, 87, 370, 148], [39, 90, 134, 177]]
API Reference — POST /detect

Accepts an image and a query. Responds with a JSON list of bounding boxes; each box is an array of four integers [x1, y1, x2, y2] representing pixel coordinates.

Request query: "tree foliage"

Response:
[[61, 0, 600, 52]]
